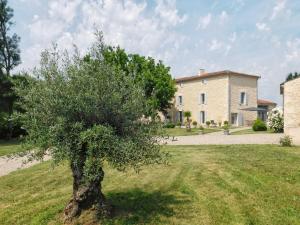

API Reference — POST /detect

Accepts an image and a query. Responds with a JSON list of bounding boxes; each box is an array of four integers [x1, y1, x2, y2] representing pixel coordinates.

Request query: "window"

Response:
[[200, 111, 205, 124], [178, 96, 183, 105], [200, 93, 206, 104], [240, 92, 246, 105]]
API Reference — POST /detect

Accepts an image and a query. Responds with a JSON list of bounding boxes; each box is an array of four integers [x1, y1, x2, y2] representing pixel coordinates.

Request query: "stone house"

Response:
[[166, 70, 272, 126], [280, 77, 300, 145], [257, 99, 277, 122]]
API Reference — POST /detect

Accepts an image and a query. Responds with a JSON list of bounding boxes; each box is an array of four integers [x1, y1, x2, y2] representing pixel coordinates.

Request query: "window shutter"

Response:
[[205, 93, 207, 104], [245, 93, 248, 105]]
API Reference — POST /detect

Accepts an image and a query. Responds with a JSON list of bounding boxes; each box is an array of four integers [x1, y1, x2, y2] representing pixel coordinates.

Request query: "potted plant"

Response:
[[184, 111, 192, 132], [223, 124, 230, 135], [199, 125, 204, 135], [192, 121, 197, 128]]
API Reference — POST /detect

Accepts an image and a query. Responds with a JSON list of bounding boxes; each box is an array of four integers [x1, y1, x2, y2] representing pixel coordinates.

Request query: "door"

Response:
[[231, 113, 238, 126]]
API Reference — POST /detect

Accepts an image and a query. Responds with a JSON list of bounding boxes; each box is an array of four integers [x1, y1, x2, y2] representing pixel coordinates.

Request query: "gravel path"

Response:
[[166, 133, 284, 145], [0, 128, 284, 177], [0, 154, 51, 177]]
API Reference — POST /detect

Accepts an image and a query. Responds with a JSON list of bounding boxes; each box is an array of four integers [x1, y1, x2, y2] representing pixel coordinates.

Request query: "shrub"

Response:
[[223, 121, 229, 125], [176, 121, 182, 127], [218, 121, 222, 127], [199, 125, 204, 130], [252, 119, 267, 131], [267, 107, 284, 133], [280, 135, 293, 147], [206, 121, 211, 127], [223, 124, 229, 130], [192, 121, 197, 127], [163, 122, 175, 128]]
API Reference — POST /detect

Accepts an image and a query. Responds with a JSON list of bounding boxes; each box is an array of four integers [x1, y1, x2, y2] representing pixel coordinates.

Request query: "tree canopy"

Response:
[[0, 0, 21, 76], [286, 72, 300, 82], [15, 34, 166, 220], [103, 46, 176, 117]]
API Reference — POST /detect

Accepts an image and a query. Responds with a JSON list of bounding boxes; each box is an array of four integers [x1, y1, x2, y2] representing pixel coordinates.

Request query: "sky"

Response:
[[9, 0, 300, 104]]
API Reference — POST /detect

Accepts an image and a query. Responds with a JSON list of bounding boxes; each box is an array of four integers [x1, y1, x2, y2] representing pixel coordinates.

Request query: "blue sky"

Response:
[[9, 0, 300, 104]]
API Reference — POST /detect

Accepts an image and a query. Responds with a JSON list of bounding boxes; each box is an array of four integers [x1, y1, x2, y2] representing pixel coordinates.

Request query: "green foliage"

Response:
[[280, 135, 293, 147], [252, 119, 267, 131], [162, 122, 175, 128], [0, 0, 21, 76], [0, 75, 29, 139], [102, 46, 176, 116], [286, 72, 300, 82], [192, 121, 197, 126], [15, 34, 166, 179], [184, 111, 191, 119], [223, 121, 229, 125], [206, 121, 211, 127]]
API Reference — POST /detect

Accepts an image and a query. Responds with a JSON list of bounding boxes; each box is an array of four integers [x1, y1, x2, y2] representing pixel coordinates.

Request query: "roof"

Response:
[[257, 99, 277, 105], [175, 70, 260, 83]]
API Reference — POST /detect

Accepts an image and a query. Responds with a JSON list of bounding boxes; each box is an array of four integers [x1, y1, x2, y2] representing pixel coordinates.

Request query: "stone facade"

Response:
[[167, 70, 260, 126], [282, 77, 300, 145]]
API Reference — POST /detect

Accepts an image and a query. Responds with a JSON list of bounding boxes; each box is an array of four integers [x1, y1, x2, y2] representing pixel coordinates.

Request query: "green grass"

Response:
[[230, 128, 276, 135], [1, 145, 300, 225], [164, 127, 221, 136], [0, 139, 24, 156]]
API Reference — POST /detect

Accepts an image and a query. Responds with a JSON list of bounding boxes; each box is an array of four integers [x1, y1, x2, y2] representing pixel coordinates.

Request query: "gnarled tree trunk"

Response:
[[64, 162, 112, 221]]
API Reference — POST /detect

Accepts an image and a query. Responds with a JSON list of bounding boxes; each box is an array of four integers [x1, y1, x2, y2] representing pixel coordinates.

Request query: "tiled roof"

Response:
[[175, 70, 260, 83], [257, 99, 276, 105]]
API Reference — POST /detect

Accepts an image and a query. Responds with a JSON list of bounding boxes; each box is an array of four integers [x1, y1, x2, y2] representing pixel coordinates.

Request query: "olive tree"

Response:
[[15, 35, 165, 220]]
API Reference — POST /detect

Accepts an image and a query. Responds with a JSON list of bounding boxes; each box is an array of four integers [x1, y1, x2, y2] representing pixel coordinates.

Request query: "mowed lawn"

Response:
[[0, 145, 300, 225], [230, 129, 275, 135], [0, 139, 23, 156]]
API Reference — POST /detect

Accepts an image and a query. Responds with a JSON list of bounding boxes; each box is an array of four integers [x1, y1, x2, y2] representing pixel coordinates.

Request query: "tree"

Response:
[[103, 46, 176, 117], [184, 111, 191, 131], [15, 34, 166, 221], [286, 72, 300, 82], [0, 0, 21, 77]]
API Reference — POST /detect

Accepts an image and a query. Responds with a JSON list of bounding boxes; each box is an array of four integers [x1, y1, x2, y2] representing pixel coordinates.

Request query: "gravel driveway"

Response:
[[0, 154, 50, 177], [166, 133, 284, 145]]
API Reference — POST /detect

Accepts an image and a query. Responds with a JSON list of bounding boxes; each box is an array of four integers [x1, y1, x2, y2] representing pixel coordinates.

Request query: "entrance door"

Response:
[[231, 113, 238, 126]]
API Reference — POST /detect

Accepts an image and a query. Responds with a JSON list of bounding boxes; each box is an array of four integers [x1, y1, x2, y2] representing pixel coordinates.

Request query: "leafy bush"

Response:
[[176, 121, 181, 127], [223, 121, 229, 125], [267, 107, 284, 133], [0, 112, 26, 139], [163, 122, 175, 128], [192, 121, 197, 127], [223, 124, 229, 130], [199, 125, 204, 130], [280, 135, 293, 147], [206, 121, 211, 127], [252, 119, 267, 131]]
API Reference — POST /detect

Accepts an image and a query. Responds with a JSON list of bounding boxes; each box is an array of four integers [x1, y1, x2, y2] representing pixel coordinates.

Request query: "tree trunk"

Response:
[[64, 163, 112, 221]]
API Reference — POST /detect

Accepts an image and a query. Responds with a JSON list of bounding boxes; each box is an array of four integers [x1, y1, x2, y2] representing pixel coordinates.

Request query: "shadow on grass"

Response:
[[104, 189, 190, 224]]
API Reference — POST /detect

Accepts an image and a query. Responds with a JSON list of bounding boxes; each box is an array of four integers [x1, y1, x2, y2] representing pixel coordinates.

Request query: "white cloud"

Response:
[[209, 39, 222, 51], [155, 0, 187, 27], [256, 22, 271, 31], [229, 32, 237, 42], [219, 11, 228, 24], [197, 13, 211, 30], [19, 0, 187, 71], [270, 0, 286, 20], [285, 38, 300, 62]]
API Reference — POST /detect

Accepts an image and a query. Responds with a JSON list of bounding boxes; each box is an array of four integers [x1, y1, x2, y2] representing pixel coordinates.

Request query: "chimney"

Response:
[[198, 68, 205, 76]]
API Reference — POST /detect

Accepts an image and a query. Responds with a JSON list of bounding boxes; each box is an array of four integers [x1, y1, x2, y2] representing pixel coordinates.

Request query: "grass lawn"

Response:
[[1, 145, 300, 225], [231, 129, 276, 135], [164, 127, 221, 136], [0, 139, 24, 156]]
